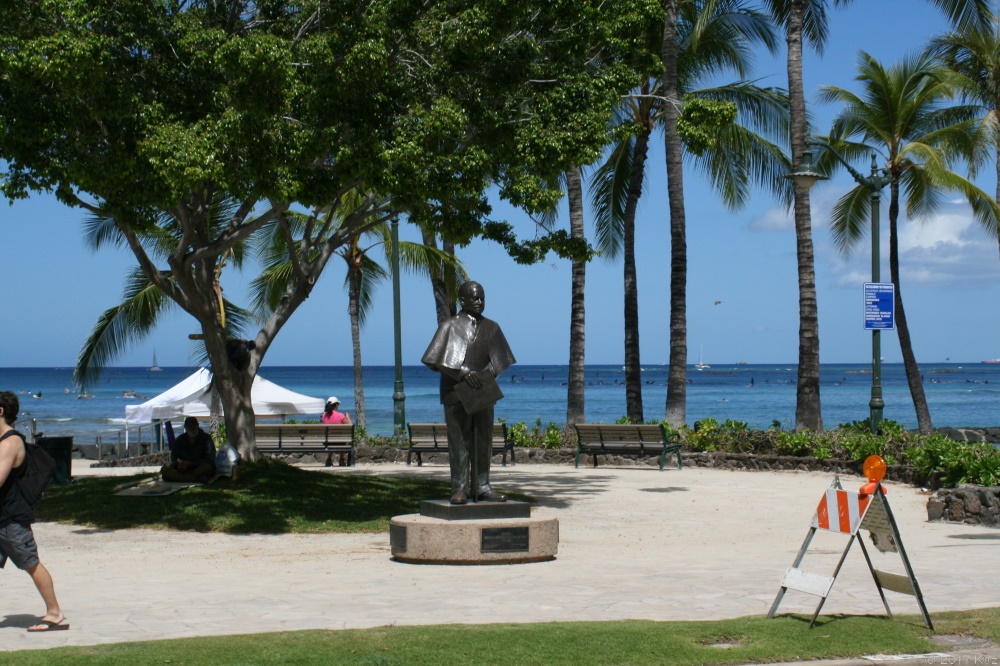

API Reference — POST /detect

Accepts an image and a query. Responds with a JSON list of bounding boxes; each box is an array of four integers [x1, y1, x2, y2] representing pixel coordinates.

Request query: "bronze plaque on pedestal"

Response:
[[481, 527, 529, 553]]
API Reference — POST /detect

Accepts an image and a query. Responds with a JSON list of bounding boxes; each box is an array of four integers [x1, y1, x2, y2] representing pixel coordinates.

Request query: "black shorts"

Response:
[[0, 522, 40, 570]]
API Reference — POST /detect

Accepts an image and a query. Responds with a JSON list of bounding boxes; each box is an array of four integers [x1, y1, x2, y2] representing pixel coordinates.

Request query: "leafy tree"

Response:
[[73, 197, 255, 390], [819, 51, 1000, 434], [0, 0, 660, 458]]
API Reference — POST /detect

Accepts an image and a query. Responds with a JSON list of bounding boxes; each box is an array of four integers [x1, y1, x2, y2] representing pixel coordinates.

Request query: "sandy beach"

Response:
[[2, 461, 998, 653]]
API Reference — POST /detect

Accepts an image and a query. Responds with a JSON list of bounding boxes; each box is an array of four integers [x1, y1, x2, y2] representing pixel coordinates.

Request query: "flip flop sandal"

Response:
[[27, 619, 69, 632]]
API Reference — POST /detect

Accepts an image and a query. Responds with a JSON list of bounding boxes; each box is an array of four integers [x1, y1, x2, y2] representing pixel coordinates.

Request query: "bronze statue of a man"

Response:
[[421, 281, 516, 504]]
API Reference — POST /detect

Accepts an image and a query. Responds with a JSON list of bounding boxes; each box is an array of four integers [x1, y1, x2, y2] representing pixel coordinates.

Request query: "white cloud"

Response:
[[898, 211, 974, 253], [748, 207, 793, 231], [826, 200, 1000, 286]]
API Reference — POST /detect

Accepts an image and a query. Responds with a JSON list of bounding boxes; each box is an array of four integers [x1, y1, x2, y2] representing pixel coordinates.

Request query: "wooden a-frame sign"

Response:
[[767, 476, 933, 629]]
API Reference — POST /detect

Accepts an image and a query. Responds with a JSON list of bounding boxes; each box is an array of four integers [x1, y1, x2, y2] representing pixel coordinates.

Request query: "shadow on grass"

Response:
[[35, 458, 461, 534]]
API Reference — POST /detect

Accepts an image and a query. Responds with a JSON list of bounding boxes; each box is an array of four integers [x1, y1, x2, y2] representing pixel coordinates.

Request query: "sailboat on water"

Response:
[[148, 351, 162, 372], [695, 346, 710, 370]]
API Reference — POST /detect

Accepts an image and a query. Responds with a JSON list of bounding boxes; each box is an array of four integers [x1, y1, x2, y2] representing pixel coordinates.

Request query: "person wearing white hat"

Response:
[[321, 397, 351, 466]]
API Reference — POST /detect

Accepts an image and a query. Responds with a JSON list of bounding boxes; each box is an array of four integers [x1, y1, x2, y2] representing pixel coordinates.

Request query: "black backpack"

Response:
[[0, 430, 57, 505]]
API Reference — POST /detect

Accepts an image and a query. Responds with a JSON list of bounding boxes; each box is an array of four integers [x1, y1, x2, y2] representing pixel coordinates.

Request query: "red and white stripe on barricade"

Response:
[[811, 488, 871, 535]]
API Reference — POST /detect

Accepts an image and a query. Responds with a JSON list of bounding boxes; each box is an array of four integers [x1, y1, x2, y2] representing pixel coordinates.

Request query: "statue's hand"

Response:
[[463, 369, 483, 389]]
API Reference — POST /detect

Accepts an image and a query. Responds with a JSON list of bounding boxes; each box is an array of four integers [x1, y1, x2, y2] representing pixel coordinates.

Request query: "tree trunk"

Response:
[[182, 247, 261, 462], [888, 182, 933, 434], [786, 0, 823, 432], [348, 264, 367, 429], [567, 165, 587, 425], [205, 334, 258, 461], [624, 130, 650, 424], [662, 0, 688, 427]]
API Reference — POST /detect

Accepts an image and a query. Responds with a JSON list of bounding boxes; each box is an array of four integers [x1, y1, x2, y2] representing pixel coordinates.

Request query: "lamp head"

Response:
[[785, 148, 829, 191]]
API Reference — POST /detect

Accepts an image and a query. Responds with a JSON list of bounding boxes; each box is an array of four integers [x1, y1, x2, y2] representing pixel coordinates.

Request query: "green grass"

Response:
[[4, 611, 995, 665], [35, 458, 529, 533]]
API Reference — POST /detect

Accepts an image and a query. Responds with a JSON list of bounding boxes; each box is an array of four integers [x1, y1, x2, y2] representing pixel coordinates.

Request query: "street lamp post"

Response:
[[792, 140, 891, 434], [390, 216, 406, 438]]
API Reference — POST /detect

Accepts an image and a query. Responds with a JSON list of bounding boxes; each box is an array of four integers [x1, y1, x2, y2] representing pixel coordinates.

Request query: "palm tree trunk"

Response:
[[348, 266, 367, 429], [421, 229, 457, 324], [623, 130, 649, 423], [662, 0, 688, 427], [567, 166, 586, 425], [888, 182, 933, 434], [786, 0, 823, 432]]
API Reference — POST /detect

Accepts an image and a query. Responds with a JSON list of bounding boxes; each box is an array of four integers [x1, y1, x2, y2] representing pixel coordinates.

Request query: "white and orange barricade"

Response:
[[767, 456, 932, 629]]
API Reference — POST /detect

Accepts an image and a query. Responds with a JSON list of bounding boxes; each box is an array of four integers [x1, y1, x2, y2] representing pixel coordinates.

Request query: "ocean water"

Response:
[[1, 363, 998, 446]]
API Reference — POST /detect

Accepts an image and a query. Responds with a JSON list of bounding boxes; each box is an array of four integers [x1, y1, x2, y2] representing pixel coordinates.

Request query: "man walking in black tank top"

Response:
[[0, 391, 68, 632]]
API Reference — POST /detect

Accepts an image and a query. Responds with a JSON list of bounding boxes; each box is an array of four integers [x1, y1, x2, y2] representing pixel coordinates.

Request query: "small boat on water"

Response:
[[694, 346, 710, 370], [148, 351, 162, 372]]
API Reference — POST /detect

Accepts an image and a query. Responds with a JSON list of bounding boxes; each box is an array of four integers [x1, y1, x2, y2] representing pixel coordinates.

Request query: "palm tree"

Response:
[[593, 0, 785, 424], [762, 0, 991, 432], [566, 166, 587, 425], [931, 15, 1000, 259], [819, 51, 1000, 434]]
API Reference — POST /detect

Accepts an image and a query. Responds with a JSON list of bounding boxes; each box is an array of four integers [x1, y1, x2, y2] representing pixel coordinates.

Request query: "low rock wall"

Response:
[[937, 427, 1000, 444], [927, 486, 1000, 527]]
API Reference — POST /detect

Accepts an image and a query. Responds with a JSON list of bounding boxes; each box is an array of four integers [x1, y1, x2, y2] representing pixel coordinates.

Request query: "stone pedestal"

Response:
[[390, 501, 558, 564]]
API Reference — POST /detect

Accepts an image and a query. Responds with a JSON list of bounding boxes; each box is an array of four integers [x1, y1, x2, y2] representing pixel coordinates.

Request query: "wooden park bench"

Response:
[[255, 423, 357, 466], [405, 422, 514, 467], [573, 423, 682, 471]]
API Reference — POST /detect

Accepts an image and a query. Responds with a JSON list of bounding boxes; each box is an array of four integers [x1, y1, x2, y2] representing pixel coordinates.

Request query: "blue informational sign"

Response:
[[864, 282, 895, 330]]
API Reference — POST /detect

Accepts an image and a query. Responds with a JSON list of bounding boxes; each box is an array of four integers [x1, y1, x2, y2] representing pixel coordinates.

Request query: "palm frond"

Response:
[[589, 136, 634, 261], [73, 269, 174, 390], [925, 0, 993, 31], [350, 255, 390, 327], [829, 185, 875, 255], [695, 121, 793, 209]]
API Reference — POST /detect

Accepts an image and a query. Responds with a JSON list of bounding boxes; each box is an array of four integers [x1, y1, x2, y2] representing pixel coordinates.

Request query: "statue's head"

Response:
[[458, 281, 485, 316]]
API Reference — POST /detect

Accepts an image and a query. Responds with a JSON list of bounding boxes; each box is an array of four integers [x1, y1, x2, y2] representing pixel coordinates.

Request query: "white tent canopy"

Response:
[[124, 368, 325, 424]]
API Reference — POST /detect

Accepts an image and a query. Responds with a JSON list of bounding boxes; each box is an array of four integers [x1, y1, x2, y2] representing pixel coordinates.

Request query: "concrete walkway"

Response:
[[2, 462, 999, 656]]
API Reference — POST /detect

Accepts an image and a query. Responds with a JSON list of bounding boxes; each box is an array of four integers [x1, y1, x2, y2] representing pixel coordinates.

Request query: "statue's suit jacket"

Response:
[[421, 312, 516, 406]]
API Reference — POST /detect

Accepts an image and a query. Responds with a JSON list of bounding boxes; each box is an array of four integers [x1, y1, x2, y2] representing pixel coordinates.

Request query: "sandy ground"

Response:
[[1, 461, 997, 654]]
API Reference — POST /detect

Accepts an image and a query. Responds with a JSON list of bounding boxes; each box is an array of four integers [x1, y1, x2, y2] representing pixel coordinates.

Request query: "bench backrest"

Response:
[[255, 423, 355, 446], [574, 423, 667, 445], [407, 422, 508, 445]]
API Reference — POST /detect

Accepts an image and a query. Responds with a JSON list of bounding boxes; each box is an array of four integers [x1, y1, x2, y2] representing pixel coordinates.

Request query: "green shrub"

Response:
[[505, 418, 568, 449], [542, 422, 563, 449], [687, 418, 720, 452], [904, 436, 1000, 487]]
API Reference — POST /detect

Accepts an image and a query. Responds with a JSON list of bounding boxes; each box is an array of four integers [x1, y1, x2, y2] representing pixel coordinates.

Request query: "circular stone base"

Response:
[[390, 509, 558, 564]]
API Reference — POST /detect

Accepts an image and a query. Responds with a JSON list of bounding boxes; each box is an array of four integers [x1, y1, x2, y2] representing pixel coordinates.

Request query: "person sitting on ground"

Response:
[[160, 417, 216, 482], [321, 397, 352, 467]]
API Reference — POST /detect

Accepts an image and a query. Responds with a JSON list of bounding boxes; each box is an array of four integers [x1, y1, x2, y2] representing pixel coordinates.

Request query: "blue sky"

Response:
[[4, 2, 1000, 369]]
